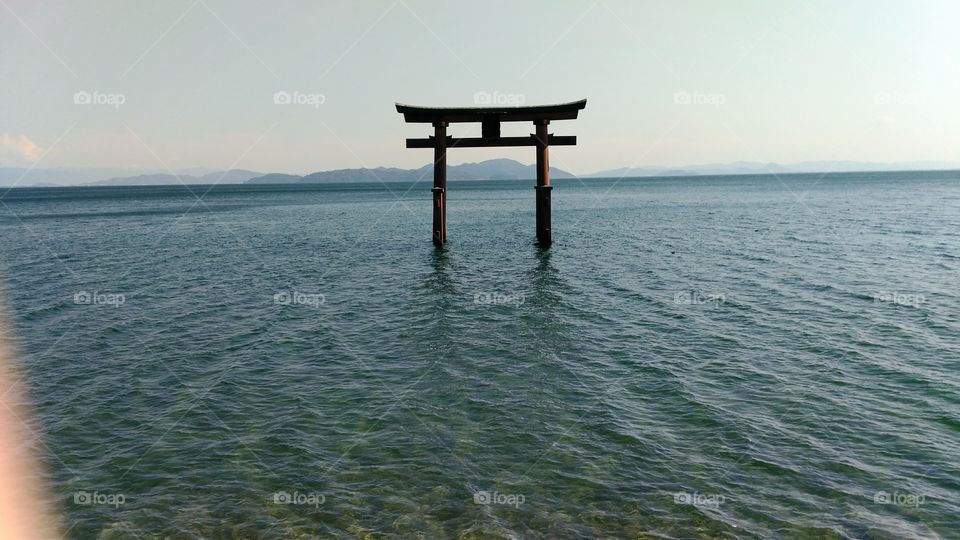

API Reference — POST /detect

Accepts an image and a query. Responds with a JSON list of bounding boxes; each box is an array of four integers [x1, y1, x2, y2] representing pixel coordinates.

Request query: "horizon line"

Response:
[[3, 166, 959, 190]]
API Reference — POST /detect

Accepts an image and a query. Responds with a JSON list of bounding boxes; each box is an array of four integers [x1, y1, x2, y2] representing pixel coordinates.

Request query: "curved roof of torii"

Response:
[[396, 99, 586, 123]]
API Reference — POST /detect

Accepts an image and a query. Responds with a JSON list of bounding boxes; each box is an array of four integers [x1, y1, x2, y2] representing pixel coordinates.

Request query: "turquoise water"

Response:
[[0, 172, 958, 538]]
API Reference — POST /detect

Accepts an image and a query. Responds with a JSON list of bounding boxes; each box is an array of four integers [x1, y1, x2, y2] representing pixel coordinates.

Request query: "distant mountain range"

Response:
[[87, 169, 262, 186], [2, 159, 959, 187], [0, 166, 227, 187], [247, 159, 574, 184], [586, 160, 960, 178]]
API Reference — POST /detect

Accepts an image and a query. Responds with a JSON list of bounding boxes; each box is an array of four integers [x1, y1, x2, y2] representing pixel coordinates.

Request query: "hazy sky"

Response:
[[2, 0, 959, 174]]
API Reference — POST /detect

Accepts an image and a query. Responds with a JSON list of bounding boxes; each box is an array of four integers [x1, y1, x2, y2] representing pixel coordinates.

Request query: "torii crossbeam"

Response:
[[397, 99, 586, 246]]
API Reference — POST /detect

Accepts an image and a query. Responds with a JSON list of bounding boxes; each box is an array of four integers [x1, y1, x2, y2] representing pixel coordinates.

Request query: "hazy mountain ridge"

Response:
[[0, 167, 226, 187], [260, 158, 575, 184], [3, 160, 960, 187], [88, 169, 263, 186], [587, 160, 960, 178]]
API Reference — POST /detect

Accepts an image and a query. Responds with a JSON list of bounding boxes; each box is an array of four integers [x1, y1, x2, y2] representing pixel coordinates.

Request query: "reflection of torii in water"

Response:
[[397, 99, 587, 247]]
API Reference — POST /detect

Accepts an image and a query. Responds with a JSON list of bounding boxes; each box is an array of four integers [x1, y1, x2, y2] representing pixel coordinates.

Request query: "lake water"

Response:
[[0, 172, 958, 538]]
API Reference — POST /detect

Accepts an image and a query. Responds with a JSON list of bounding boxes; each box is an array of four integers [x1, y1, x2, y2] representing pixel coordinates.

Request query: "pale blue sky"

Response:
[[1, 0, 958, 174]]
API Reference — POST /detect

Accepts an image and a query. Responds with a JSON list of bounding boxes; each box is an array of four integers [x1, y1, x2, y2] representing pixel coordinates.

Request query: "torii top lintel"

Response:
[[395, 99, 587, 124], [398, 99, 586, 148]]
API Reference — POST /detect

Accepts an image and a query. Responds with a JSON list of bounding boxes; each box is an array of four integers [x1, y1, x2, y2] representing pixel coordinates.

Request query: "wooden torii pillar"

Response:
[[397, 99, 586, 246]]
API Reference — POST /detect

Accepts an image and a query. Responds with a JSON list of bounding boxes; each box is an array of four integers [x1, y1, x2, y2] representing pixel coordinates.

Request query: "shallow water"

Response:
[[1, 172, 958, 538]]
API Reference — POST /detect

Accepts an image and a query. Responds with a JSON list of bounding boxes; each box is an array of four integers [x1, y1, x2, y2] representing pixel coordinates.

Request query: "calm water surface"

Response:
[[0, 172, 958, 538]]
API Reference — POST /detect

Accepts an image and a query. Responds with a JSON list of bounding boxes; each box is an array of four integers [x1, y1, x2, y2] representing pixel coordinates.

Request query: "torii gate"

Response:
[[396, 99, 586, 246]]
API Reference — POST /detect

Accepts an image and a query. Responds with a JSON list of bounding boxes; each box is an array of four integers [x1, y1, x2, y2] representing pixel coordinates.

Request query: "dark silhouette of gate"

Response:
[[397, 99, 586, 246]]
